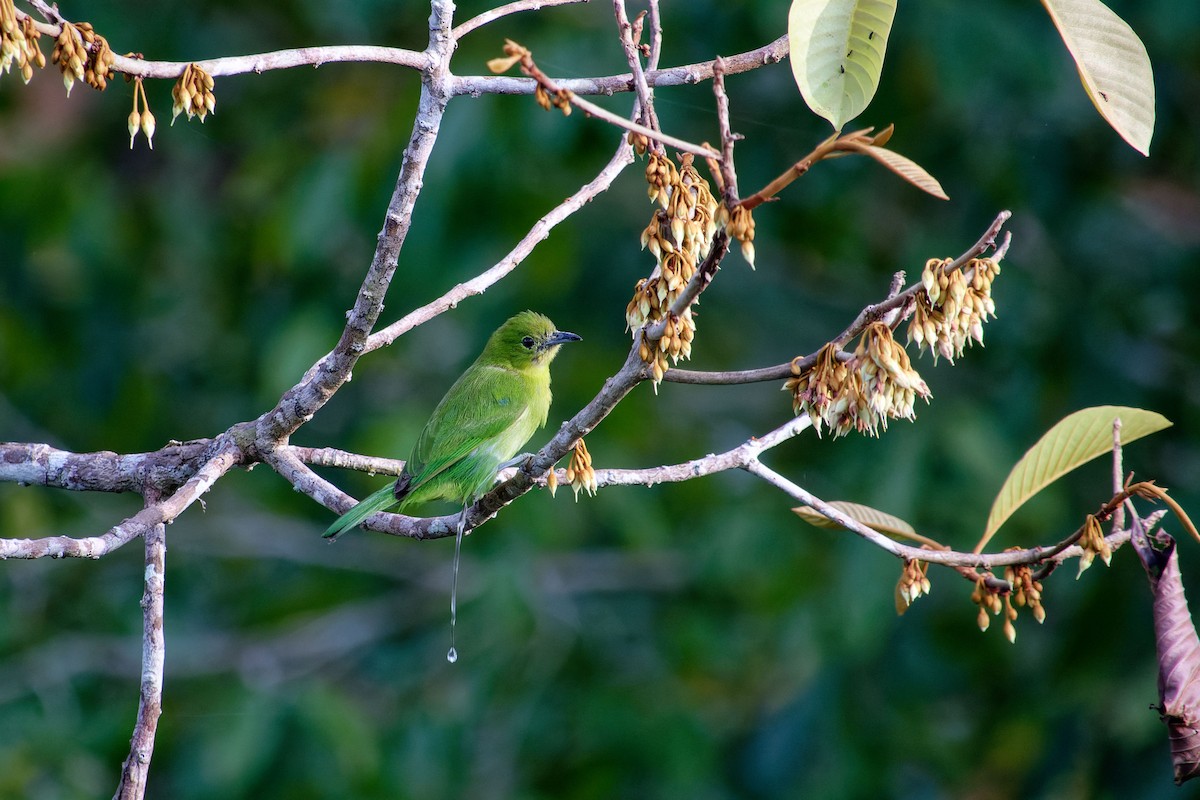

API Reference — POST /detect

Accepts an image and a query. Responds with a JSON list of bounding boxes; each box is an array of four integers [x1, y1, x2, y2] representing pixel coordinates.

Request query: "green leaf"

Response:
[[794, 500, 917, 540], [1040, 0, 1155, 155], [980, 406, 1172, 548], [787, 0, 898, 131]]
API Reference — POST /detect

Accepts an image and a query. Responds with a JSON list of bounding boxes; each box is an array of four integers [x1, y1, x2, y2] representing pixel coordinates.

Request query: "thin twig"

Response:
[[738, 126, 897, 211], [711, 58, 740, 204], [565, 94, 717, 159], [744, 458, 1122, 571], [613, 0, 659, 133], [454, 35, 790, 97], [514, 50, 718, 159], [452, 0, 590, 40], [513, 414, 813, 489], [363, 143, 634, 352], [1112, 417, 1126, 533], [646, 0, 662, 72]]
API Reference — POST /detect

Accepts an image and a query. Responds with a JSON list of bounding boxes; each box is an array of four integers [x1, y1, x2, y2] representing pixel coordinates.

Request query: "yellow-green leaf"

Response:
[[787, 0, 898, 131], [854, 144, 949, 200], [979, 405, 1172, 550], [1040, 0, 1155, 155], [794, 500, 917, 540]]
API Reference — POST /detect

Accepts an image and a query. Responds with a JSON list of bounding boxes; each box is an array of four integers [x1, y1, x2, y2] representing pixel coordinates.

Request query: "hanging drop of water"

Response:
[[447, 507, 466, 665]]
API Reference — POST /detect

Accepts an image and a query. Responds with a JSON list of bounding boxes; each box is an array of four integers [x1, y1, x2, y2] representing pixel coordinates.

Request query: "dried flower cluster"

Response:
[[171, 63, 215, 124], [52, 21, 112, 95], [564, 438, 597, 500], [895, 558, 931, 612], [626, 153, 719, 386], [785, 323, 930, 438], [907, 257, 1000, 362], [0, 1, 44, 84], [1077, 513, 1112, 576]]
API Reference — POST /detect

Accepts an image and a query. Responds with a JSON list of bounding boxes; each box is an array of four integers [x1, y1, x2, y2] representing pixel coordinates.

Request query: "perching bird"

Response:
[[323, 311, 581, 540]]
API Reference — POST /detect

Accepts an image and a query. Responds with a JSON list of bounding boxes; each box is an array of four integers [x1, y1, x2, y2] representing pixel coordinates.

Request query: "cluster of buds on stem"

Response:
[[627, 153, 719, 388], [627, 130, 650, 157], [971, 576, 1005, 635], [718, 204, 755, 268], [564, 438, 597, 500], [488, 39, 571, 115], [52, 21, 113, 95], [1006, 563, 1046, 624], [784, 323, 930, 438], [534, 82, 571, 115], [127, 76, 156, 149], [907, 257, 1000, 362], [171, 63, 215, 123], [0, 0, 45, 84], [895, 558, 931, 613], [1077, 513, 1112, 576], [971, 557, 1046, 643]]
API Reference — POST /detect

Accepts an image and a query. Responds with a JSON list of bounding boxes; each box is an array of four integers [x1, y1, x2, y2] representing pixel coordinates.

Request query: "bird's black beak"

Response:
[[547, 330, 582, 346]]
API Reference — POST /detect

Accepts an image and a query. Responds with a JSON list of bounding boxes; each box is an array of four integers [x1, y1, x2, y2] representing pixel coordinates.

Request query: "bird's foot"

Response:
[[497, 452, 535, 471]]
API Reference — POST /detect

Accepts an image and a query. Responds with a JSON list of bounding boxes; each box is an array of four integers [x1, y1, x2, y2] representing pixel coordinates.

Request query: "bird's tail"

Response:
[[323, 481, 400, 541]]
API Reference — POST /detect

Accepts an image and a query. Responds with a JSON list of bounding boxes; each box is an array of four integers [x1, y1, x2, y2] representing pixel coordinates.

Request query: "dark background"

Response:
[[1, 1, 1198, 797]]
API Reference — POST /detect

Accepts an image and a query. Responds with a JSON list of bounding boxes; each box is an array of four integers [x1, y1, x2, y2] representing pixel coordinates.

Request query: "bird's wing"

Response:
[[402, 364, 534, 501]]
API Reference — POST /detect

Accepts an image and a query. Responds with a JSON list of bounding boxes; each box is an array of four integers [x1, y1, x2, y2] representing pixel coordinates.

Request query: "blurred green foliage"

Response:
[[1, 0, 1198, 797]]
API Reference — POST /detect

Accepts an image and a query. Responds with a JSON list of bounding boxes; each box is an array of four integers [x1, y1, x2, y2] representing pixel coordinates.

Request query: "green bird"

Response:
[[323, 310, 581, 541]]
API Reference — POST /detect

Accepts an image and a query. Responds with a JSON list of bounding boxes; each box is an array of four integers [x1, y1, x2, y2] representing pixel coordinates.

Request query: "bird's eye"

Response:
[[521, 336, 536, 349]]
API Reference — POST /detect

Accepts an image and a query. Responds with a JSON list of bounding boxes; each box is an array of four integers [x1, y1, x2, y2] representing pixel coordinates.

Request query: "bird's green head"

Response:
[[483, 311, 581, 370]]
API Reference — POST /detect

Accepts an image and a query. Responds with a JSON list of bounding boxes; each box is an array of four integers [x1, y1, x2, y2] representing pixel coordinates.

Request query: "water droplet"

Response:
[[447, 506, 467, 667]]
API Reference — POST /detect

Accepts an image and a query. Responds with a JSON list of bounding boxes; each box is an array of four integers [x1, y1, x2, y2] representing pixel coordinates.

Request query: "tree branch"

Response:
[[743, 458, 1145, 574], [110, 46, 430, 79], [317, 344, 651, 541], [660, 210, 1013, 385], [290, 446, 407, 477], [252, 3, 457, 451], [0, 438, 240, 559], [527, 413, 814, 489], [113, 508, 166, 800], [17, 2, 787, 101], [0, 440, 210, 494]]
